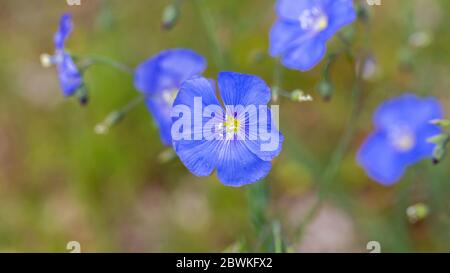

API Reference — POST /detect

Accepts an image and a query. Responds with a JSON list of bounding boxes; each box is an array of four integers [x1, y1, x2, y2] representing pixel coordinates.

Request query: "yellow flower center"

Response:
[[223, 116, 241, 134]]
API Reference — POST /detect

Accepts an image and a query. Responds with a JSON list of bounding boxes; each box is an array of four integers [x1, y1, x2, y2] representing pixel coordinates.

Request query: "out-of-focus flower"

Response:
[[171, 72, 283, 186], [41, 13, 82, 96], [356, 54, 378, 80], [408, 31, 432, 49], [357, 94, 443, 185], [269, 0, 356, 71], [134, 49, 206, 146]]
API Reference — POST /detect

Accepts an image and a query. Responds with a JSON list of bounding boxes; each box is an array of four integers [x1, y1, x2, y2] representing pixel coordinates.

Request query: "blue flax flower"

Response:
[[171, 72, 283, 186], [357, 94, 443, 185], [42, 13, 82, 96], [134, 49, 206, 146], [270, 0, 356, 71]]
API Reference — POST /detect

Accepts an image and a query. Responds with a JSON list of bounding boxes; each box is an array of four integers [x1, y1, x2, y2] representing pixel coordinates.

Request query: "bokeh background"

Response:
[[0, 0, 449, 252]]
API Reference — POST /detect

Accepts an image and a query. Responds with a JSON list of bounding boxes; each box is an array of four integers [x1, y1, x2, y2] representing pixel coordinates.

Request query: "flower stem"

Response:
[[293, 9, 372, 245], [78, 54, 134, 75], [95, 95, 145, 135], [193, 0, 226, 70], [272, 220, 284, 253], [271, 59, 284, 102]]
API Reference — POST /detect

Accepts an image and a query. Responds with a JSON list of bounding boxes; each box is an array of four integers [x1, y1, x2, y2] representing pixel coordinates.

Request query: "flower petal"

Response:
[[134, 49, 206, 95], [145, 96, 173, 146], [57, 53, 82, 96], [269, 20, 309, 57], [320, 0, 357, 40], [218, 72, 271, 107], [275, 0, 326, 22], [216, 141, 272, 187], [374, 94, 443, 130], [242, 108, 284, 161], [280, 38, 326, 71], [408, 123, 442, 163], [357, 130, 406, 185], [54, 13, 73, 50], [172, 77, 223, 176]]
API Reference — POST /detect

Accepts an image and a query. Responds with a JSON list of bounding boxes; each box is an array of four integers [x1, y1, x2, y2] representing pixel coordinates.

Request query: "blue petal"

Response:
[[269, 20, 310, 57], [54, 13, 73, 50], [134, 49, 206, 95], [242, 108, 284, 161], [280, 38, 326, 71], [173, 77, 221, 112], [216, 141, 273, 187], [407, 123, 442, 164], [374, 94, 443, 130], [145, 96, 173, 146], [320, 0, 357, 40], [275, 0, 326, 22], [357, 130, 406, 186], [218, 72, 271, 107], [172, 77, 223, 175], [57, 53, 82, 96]]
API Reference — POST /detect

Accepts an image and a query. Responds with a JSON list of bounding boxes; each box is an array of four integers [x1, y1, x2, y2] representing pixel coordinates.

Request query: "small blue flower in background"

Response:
[[357, 94, 443, 185], [171, 72, 283, 187], [134, 49, 206, 146], [270, 0, 356, 71], [41, 13, 82, 96]]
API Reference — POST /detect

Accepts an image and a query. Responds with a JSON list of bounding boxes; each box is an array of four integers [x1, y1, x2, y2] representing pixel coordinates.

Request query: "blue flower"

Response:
[[134, 49, 206, 146], [171, 72, 283, 187], [357, 94, 443, 185], [42, 13, 82, 96], [269, 0, 356, 71]]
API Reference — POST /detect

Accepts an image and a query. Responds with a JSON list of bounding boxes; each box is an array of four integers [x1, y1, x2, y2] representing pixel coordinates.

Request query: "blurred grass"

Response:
[[0, 0, 449, 252]]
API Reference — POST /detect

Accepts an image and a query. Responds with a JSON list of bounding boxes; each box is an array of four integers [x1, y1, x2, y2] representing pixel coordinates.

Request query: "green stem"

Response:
[[295, 71, 364, 243], [193, 0, 226, 70], [272, 221, 283, 253], [78, 55, 134, 75], [95, 95, 145, 134], [271, 59, 283, 101], [293, 10, 372, 245]]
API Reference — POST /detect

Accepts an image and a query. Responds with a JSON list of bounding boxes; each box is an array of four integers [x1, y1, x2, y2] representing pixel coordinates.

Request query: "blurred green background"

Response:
[[0, 0, 449, 252]]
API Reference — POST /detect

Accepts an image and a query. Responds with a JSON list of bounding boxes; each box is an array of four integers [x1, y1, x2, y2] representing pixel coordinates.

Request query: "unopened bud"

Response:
[[432, 145, 446, 164], [40, 53, 53, 68], [291, 89, 313, 102], [94, 111, 124, 135], [271, 86, 280, 102], [427, 134, 449, 145], [161, 4, 179, 30], [430, 119, 450, 127], [158, 148, 176, 163], [406, 203, 429, 224], [409, 31, 432, 49], [317, 80, 333, 101]]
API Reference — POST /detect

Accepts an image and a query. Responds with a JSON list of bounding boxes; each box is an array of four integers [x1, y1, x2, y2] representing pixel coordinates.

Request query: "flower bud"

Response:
[[161, 4, 180, 30], [95, 111, 124, 135], [40, 53, 53, 68], [317, 80, 333, 101], [406, 203, 429, 224]]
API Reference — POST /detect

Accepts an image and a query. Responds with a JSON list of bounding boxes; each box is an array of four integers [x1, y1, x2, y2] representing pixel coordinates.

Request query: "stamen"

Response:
[[162, 88, 179, 105], [40, 53, 54, 68], [298, 7, 328, 32], [223, 115, 241, 134], [388, 126, 416, 152]]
